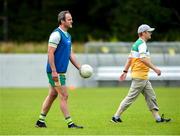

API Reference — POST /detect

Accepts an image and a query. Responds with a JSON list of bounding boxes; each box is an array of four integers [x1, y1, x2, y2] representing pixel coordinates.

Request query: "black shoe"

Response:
[[111, 117, 122, 123], [156, 114, 171, 123], [35, 120, 47, 128], [68, 123, 83, 129]]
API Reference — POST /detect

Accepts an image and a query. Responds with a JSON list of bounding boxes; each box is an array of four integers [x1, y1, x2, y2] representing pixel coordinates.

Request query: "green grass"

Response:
[[0, 42, 84, 53], [0, 87, 180, 135]]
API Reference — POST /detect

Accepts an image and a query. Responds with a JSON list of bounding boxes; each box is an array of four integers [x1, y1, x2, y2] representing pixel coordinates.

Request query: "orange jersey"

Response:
[[129, 38, 150, 79]]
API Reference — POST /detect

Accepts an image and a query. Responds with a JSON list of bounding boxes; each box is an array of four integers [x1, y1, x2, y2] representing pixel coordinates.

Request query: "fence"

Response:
[[0, 42, 180, 88], [85, 42, 180, 86], [85, 42, 180, 65], [0, 54, 96, 88]]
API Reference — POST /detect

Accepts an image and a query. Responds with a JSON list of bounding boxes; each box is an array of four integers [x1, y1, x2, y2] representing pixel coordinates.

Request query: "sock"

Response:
[[65, 116, 73, 125], [156, 116, 161, 121], [114, 115, 120, 120], [39, 113, 46, 122]]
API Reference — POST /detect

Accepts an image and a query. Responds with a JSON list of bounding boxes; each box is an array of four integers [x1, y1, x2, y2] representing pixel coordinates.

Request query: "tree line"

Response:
[[0, 0, 179, 42]]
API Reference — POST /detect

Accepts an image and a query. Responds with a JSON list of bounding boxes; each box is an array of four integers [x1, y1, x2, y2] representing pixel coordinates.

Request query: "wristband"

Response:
[[123, 70, 128, 73]]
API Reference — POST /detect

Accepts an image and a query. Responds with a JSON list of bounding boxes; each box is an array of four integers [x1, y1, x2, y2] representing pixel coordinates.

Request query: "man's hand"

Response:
[[52, 71, 58, 82], [154, 67, 161, 76], [119, 73, 127, 81], [52, 71, 61, 87]]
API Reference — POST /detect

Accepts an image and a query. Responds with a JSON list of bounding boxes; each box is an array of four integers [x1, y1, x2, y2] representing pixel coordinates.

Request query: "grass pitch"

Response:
[[0, 87, 180, 135]]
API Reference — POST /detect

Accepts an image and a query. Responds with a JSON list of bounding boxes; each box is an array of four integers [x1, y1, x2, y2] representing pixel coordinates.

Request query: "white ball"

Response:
[[80, 64, 93, 78]]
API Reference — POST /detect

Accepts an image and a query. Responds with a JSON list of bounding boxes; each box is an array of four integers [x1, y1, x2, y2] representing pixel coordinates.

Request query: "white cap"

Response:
[[137, 24, 155, 33]]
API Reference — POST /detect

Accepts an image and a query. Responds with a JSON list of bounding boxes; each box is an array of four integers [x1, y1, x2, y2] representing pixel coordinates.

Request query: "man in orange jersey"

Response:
[[111, 24, 171, 123]]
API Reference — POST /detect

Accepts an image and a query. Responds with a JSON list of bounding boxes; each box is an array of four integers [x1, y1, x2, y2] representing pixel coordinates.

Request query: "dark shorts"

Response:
[[47, 73, 66, 87]]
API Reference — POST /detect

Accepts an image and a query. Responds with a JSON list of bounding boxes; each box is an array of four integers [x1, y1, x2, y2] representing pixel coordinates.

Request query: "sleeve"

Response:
[[138, 42, 148, 58], [48, 31, 61, 48], [128, 53, 132, 58]]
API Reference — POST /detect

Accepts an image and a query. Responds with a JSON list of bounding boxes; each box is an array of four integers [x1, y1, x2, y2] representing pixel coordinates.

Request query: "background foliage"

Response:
[[0, 0, 180, 42]]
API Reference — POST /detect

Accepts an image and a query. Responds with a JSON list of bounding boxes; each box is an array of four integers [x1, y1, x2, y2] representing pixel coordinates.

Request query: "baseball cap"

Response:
[[137, 24, 155, 33]]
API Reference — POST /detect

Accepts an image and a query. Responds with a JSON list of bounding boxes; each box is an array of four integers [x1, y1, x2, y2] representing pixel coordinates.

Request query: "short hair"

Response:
[[58, 10, 71, 24]]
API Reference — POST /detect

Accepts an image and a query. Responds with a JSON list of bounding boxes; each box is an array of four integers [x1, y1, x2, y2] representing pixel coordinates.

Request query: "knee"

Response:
[[49, 93, 58, 99], [61, 93, 69, 101]]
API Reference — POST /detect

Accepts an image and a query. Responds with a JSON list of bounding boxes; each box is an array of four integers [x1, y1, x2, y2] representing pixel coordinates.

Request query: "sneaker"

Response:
[[111, 117, 122, 123], [156, 114, 171, 123], [68, 123, 83, 129], [35, 120, 47, 128]]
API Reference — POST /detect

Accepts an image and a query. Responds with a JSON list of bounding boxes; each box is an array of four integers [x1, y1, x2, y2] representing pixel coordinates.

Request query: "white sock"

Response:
[[156, 116, 161, 121], [114, 115, 120, 119]]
